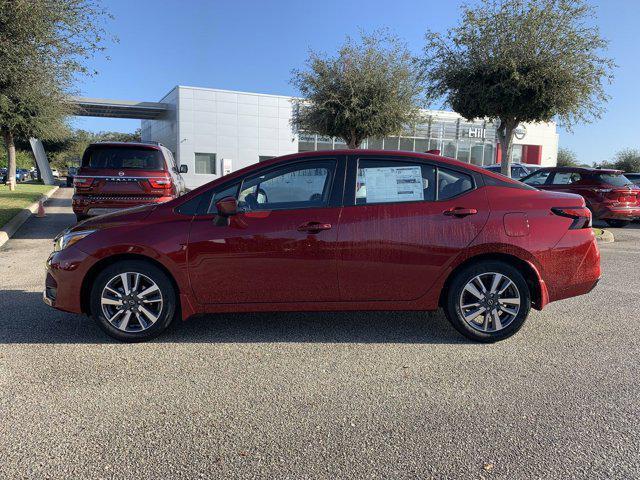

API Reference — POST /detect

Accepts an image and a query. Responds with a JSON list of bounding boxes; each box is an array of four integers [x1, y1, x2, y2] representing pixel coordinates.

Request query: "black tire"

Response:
[[443, 260, 531, 343], [604, 219, 630, 228], [90, 260, 177, 342], [75, 214, 89, 222]]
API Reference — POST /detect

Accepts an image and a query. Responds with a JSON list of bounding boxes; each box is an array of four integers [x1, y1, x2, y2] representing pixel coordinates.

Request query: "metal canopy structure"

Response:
[[71, 96, 168, 120]]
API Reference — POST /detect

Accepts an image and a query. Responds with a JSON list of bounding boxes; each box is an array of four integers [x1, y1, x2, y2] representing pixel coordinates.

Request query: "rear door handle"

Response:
[[443, 207, 478, 218], [297, 221, 332, 233]]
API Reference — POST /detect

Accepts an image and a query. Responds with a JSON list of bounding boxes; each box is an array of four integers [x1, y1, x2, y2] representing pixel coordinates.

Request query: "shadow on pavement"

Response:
[[0, 289, 466, 345]]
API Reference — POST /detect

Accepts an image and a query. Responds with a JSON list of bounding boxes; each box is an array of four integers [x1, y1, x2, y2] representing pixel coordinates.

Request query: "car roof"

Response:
[[87, 141, 163, 150], [533, 166, 622, 174], [181, 149, 524, 198]]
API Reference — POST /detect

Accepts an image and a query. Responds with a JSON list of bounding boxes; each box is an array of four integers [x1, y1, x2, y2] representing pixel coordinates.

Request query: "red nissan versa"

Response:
[[72, 142, 187, 222], [45, 150, 601, 343], [521, 167, 640, 228]]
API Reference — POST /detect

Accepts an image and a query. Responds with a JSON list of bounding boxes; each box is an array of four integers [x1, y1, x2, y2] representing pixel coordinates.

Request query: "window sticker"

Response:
[[362, 166, 424, 203]]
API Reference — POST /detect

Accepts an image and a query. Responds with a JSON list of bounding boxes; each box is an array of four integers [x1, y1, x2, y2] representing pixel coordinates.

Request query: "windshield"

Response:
[[592, 173, 634, 187], [82, 146, 164, 170]]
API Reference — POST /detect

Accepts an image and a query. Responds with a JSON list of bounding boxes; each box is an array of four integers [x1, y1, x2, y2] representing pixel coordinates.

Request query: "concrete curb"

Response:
[[0, 186, 59, 249], [595, 229, 615, 243]]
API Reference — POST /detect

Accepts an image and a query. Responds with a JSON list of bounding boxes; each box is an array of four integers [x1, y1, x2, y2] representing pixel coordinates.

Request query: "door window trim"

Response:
[[345, 155, 477, 207]]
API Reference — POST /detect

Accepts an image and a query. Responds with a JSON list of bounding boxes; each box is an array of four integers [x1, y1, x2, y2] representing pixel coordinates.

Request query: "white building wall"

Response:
[[174, 86, 298, 189], [141, 87, 178, 155], [512, 122, 558, 167]]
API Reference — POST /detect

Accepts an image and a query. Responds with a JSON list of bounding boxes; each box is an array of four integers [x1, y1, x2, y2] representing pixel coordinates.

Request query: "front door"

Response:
[[337, 156, 489, 302], [187, 158, 343, 304]]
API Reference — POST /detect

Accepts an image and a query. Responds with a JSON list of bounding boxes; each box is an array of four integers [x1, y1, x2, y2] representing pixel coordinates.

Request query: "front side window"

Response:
[[207, 183, 240, 214], [195, 153, 217, 174], [356, 160, 436, 205], [238, 161, 335, 211], [438, 168, 474, 200], [522, 170, 551, 185]]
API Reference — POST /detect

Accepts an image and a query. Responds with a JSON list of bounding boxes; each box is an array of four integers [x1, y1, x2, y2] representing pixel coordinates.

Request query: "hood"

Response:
[[70, 203, 158, 233]]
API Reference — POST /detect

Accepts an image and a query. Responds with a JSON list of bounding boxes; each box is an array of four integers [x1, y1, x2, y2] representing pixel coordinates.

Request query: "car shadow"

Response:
[[0, 289, 468, 345]]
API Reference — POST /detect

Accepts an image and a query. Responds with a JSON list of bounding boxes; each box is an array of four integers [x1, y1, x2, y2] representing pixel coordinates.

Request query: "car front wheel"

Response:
[[443, 260, 531, 342], [90, 260, 177, 342]]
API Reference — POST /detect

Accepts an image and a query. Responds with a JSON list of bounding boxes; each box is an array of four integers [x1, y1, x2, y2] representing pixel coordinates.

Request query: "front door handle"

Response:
[[297, 221, 332, 233], [443, 207, 478, 218]]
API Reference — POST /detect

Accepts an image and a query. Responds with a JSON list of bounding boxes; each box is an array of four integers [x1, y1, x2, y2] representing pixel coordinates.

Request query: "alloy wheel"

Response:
[[100, 272, 164, 332], [459, 272, 521, 333]]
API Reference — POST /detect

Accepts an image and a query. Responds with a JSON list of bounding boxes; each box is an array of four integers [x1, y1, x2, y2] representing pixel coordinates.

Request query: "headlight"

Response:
[[53, 229, 96, 252]]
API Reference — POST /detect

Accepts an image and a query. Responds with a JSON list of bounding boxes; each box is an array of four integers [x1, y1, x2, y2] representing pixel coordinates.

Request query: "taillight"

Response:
[[149, 178, 172, 189], [551, 207, 592, 229], [73, 177, 94, 188]]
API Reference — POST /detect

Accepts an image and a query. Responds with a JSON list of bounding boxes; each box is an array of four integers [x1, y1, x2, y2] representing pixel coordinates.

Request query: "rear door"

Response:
[[336, 155, 490, 302]]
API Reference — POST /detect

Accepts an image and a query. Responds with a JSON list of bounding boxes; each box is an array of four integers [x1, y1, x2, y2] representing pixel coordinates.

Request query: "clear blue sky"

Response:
[[74, 0, 640, 165]]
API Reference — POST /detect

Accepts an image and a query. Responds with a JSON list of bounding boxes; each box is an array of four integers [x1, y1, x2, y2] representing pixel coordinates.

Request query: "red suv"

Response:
[[521, 167, 640, 228], [45, 150, 600, 343], [72, 142, 187, 222]]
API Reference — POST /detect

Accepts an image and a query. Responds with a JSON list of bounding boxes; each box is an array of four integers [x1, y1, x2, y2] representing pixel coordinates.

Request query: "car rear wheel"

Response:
[[90, 260, 177, 342], [443, 260, 531, 342], [604, 219, 630, 228]]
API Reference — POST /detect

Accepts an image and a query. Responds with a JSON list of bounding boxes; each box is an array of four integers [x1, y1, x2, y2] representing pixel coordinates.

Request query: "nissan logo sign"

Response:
[[514, 125, 527, 140]]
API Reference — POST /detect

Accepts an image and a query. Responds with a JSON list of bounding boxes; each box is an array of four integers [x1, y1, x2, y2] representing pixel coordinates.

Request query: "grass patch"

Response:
[[0, 184, 56, 228]]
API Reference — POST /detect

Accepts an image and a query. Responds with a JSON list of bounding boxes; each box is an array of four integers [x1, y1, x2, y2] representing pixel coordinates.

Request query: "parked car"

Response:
[[72, 141, 187, 222], [625, 172, 640, 187], [45, 150, 601, 343], [0, 168, 6, 183], [16, 169, 31, 182], [484, 162, 542, 179], [520, 167, 640, 228], [66, 166, 78, 187]]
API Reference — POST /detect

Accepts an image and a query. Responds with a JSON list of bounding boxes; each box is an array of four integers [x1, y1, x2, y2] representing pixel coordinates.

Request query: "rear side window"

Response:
[[591, 173, 634, 187], [438, 168, 473, 200], [82, 147, 164, 170], [551, 172, 582, 185], [356, 160, 436, 205]]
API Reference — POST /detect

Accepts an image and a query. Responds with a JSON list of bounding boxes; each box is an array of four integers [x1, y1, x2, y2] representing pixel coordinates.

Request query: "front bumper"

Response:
[[44, 245, 96, 314]]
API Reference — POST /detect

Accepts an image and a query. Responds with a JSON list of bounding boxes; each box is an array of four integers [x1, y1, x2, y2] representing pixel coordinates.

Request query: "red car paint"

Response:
[[45, 150, 600, 326], [521, 167, 640, 223], [72, 142, 186, 220]]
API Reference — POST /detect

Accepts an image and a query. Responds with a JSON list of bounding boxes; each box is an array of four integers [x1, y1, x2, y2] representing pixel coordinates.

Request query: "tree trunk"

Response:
[[497, 119, 517, 178], [347, 138, 361, 149], [2, 128, 16, 191]]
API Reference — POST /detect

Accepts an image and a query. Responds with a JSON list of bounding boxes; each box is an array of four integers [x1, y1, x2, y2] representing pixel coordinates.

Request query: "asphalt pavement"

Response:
[[0, 187, 638, 479]]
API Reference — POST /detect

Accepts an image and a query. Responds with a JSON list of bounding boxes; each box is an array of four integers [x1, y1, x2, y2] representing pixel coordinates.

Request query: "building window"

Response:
[[195, 153, 216, 174]]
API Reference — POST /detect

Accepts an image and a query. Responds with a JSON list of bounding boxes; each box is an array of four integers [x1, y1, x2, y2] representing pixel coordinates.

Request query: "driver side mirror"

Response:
[[213, 196, 238, 227], [179, 164, 188, 173], [215, 196, 238, 217]]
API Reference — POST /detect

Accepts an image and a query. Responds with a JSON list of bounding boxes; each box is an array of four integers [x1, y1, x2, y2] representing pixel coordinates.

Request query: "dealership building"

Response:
[[118, 85, 556, 189]]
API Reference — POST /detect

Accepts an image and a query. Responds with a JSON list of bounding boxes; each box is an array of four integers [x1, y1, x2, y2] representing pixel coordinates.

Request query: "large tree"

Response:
[[556, 147, 579, 167], [422, 0, 614, 176], [290, 30, 424, 149], [611, 148, 640, 173], [0, 0, 111, 190]]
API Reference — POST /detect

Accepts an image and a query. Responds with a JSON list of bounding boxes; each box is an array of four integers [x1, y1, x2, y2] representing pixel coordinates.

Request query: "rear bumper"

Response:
[[543, 231, 601, 304], [72, 194, 174, 216], [596, 205, 640, 221]]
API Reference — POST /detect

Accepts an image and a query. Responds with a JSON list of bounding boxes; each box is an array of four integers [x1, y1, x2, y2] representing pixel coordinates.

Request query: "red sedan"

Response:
[[44, 150, 601, 342]]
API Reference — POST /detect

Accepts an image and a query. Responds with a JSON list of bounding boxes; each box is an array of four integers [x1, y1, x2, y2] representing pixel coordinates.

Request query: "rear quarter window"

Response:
[[591, 173, 634, 187]]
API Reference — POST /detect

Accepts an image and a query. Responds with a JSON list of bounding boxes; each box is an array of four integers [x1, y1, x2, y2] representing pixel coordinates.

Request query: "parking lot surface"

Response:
[[1, 187, 638, 479]]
